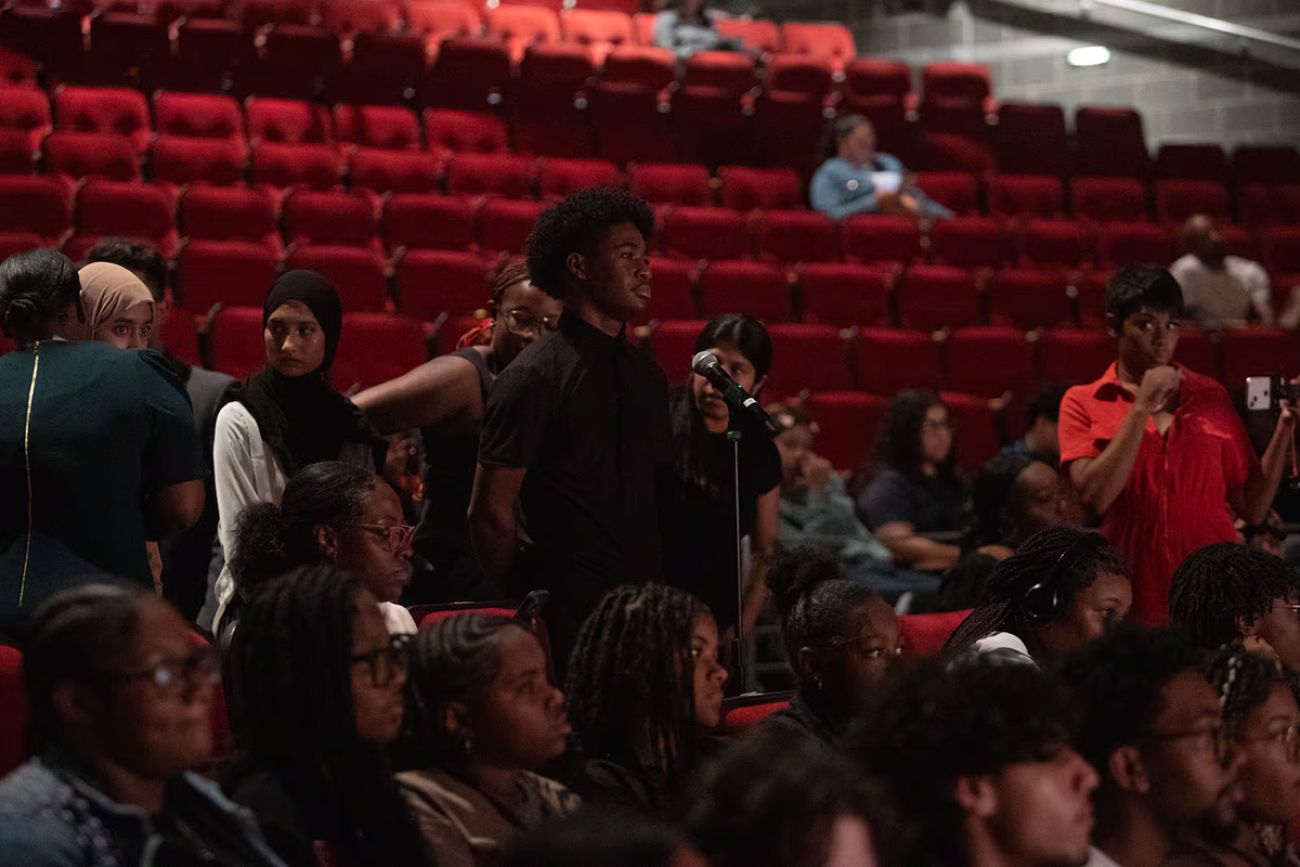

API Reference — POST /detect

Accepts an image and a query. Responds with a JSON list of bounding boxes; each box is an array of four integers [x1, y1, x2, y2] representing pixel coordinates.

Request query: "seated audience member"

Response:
[[856, 389, 970, 573], [398, 613, 579, 867], [1002, 385, 1068, 465], [1197, 647, 1300, 867], [652, 0, 744, 58], [564, 584, 727, 813], [662, 314, 780, 636], [685, 728, 883, 867], [224, 461, 417, 641], [810, 114, 954, 221], [85, 238, 236, 620], [1169, 542, 1300, 675], [1171, 215, 1273, 328], [761, 547, 900, 749], [223, 566, 434, 867], [944, 528, 1132, 667], [71, 262, 155, 349], [504, 807, 708, 867], [1064, 627, 1245, 867], [852, 659, 1098, 867], [0, 584, 284, 866], [209, 271, 385, 632], [353, 261, 562, 603], [967, 453, 1070, 561], [0, 250, 204, 624]]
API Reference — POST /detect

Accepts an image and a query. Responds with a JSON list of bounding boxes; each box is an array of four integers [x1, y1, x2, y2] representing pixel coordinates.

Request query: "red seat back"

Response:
[[899, 609, 971, 656]]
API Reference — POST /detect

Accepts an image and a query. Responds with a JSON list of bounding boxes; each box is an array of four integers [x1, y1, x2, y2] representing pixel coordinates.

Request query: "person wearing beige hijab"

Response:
[[71, 261, 156, 349]]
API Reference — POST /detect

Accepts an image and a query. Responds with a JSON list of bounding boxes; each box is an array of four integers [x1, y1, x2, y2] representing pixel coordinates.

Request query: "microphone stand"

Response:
[[727, 422, 746, 691]]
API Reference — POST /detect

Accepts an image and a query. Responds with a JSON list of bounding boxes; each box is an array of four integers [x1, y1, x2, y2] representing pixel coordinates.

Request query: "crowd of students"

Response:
[[2, 182, 1300, 866]]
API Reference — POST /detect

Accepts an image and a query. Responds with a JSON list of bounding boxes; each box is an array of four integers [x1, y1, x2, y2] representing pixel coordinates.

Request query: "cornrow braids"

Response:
[[224, 566, 435, 867], [565, 584, 710, 800], [1170, 543, 1300, 652], [491, 259, 532, 308], [1203, 646, 1288, 735]]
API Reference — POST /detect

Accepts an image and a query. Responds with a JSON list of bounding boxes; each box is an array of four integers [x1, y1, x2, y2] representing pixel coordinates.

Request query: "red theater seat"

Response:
[[170, 19, 256, 95], [484, 5, 560, 66], [342, 31, 427, 106], [1221, 328, 1298, 386], [332, 312, 427, 392], [805, 391, 888, 472], [0, 84, 52, 151], [600, 45, 676, 90], [65, 180, 176, 261], [671, 84, 756, 169], [383, 193, 477, 252], [1155, 144, 1228, 184], [650, 319, 708, 385], [476, 198, 544, 255], [765, 323, 850, 398], [246, 97, 334, 145], [1233, 146, 1300, 186], [0, 232, 44, 261], [393, 248, 491, 320], [718, 166, 802, 212], [250, 142, 343, 191], [152, 136, 247, 188], [349, 149, 442, 196], [208, 305, 268, 379], [0, 128, 36, 174], [282, 189, 380, 250], [754, 210, 838, 264], [922, 62, 991, 105], [638, 256, 697, 322], [1154, 180, 1231, 225], [284, 245, 389, 310], [895, 265, 981, 330], [713, 17, 779, 55], [698, 260, 791, 323], [1261, 228, 1300, 277], [1071, 177, 1149, 224], [944, 326, 1035, 398], [841, 215, 923, 269], [778, 21, 854, 71], [988, 175, 1065, 221], [995, 103, 1068, 178], [683, 50, 756, 95], [629, 163, 712, 207], [560, 8, 634, 66], [537, 157, 623, 200], [424, 38, 513, 110], [842, 56, 913, 107], [929, 217, 1013, 269], [985, 267, 1073, 330], [1075, 106, 1149, 179], [84, 14, 170, 89], [0, 645, 29, 777], [153, 92, 245, 145], [179, 185, 281, 254], [320, 0, 399, 35], [174, 240, 280, 310], [0, 176, 71, 245], [423, 109, 509, 162], [913, 171, 979, 215], [1037, 328, 1113, 385], [587, 82, 674, 166], [662, 207, 750, 262], [1018, 219, 1095, 270], [760, 95, 827, 176], [43, 131, 141, 185], [899, 609, 971, 656], [766, 54, 834, 100], [445, 152, 536, 198], [718, 692, 792, 735], [799, 263, 889, 326], [252, 26, 343, 102], [513, 42, 597, 158], [333, 104, 421, 152], [1097, 222, 1177, 269], [854, 327, 943, 394], [942, 391, 1001, 470], [407, 0, 482, 50]]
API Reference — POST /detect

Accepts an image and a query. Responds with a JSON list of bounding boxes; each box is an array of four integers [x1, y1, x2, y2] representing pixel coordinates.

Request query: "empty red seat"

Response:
[[941, 390, 1002, 470], [426, 38, 513, 110], [1075, 106, 1149, 179], [560, 8, 633, 65], [1037, 328, 1113, 385], [0, 176, 71, 245], [841, 215, 923, 268], [285, 245, 388, 310], [1072, 271, 1110, 328], [153, 92, 244, 147], [638, 256, 696, 322], [407, 0, 482, 51], [629, 162, 712, 206], [671, 84, 756, 168], [763, 323, 850, 398], [320, 0, 399, 35], [683, 50, 756, 95], [650, 319, 709, 385], [282, 189, 380, 249], [332, 312, 426, 392], [922, 62, 991, 105], [1154, 144, 1228, 183], [899, 610, 971, 656], [778, 21, 854, 71], [341, 31, 426, 106], [43, 131, 140, 185], [383, 193, 477, 252], [208, 305, 268, 379], [913, 171, 979, 215], [766, 54, 833, 100], [65, 180, 177, 261], [0, 84, 51, 151], [235, 0, 313, 26], [929, 217, 1013, 269], [759, 90, 824, 174], [1097, 222, 1177, 269], [1071, 177, 1149, 224], [54, 86, 151, 154], [588, 81, 674, 166], [1175, 327, 1221, 380], [600, 45, 675, 90], [1261, 228, 1300, 276], [698, 260, 791, 322], [170, 19, 257, 95], [151, 136, 247, 187], [513, 42, 596, 158], [537, 157, 623, 200], [84, 14, 170, 90], [154, 0, 227, 22], [0, 8, 84, 87], [251, 142, 343, 190], [985, 267, 1073, 330], [179, 184, 280, 253], [1018, 219, 1095, 269], [476, 198, 543, 255], [246, 97, 334, 145], [333, 104, 421, 151], [895, 264, 980, 330], [252, 26, 342, 101], [350, 149, 441, 196], [174, 240, 280, 310], [805, 391, 888, 472], [0, 232, 44, 261], [445, 152, 536, 198], [423, 109, 509, 162], [995, 103, 1068, 178], [854, 327, 943, 394], [662, 207, 750, 262], [842, 57, 912, 105], [1221, 328, 1298, 386], [717, 166, 801, 212], [988, 174, 1065, 220], [484, 5, 560, 65], [944, 326, 1035, 398], [0, 128, 35, 174], [631, 12, 657, 45], [713, 17, 780, 55], [1233, 146, 1300, 186], [918, 100, 994, 173], [394, 248, 492, 319], [754, 210, 838, 264], [799, 263, 889, 327], [1154, 180, 1231, 225]]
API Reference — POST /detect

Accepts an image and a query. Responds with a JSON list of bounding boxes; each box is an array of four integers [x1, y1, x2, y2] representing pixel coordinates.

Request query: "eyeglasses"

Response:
[[1148, 722, 1232, 764], [350, 633, 412, 688], [354, 523, 416, 555], [1240, 722, 1300, 763], [97, 648, 220, 697], [502, 308, 560, 337]]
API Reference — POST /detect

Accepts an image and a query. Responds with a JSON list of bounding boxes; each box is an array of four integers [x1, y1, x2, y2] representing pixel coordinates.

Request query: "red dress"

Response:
[[1059, 363, 1254, 625]]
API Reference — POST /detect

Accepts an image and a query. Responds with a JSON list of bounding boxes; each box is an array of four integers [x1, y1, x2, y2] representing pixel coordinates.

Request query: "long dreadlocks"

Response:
[[1170, 542, 1300, 652], [223, 566, 435, 867], [564, 583, 710, 801]]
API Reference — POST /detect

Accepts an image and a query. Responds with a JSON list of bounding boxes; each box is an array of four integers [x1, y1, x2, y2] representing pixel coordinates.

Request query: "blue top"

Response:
[[809, 155, 955, 221]]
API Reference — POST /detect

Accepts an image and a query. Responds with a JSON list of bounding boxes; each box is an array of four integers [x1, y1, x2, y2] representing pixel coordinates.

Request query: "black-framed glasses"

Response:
[[1240, 721, 1300, 763], [354, 523, 416, 555], [350, 633, 412, 688], [502, 308, 560, 337], [1148, 722, 1232, 764], [97, 648, 220, 697]]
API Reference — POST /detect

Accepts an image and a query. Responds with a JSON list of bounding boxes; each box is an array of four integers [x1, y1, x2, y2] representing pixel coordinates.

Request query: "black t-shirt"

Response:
[[857, 468, 969, 535], [478, 310, 674, 645], [660, 390, 781, 630]]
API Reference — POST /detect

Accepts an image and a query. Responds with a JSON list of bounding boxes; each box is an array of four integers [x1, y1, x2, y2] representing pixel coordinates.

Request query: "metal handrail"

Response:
[[1086, 0, 1300, 53]]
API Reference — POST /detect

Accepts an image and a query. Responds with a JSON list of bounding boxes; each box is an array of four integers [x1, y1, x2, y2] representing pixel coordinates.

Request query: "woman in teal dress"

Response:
[[0, 249, 205, 626]]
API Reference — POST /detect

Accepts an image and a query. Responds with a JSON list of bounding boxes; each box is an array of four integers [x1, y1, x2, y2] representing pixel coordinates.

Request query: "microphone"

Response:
[[691, 351, 778, 435]]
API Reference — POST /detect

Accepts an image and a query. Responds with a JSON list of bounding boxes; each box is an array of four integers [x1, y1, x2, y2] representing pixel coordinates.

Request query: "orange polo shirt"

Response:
[[1059, 363, 1253, 625]]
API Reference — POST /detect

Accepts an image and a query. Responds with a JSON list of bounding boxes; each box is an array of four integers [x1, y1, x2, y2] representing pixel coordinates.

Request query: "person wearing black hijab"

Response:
[[206, 271, 384, 632]]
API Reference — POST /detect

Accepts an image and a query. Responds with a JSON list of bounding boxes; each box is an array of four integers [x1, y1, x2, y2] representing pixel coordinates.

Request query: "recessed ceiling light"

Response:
[[1067, 45, 1112, 67]]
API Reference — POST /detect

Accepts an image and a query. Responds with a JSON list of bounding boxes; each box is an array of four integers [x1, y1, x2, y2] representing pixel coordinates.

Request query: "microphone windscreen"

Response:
[[691, 350, 719, 376]]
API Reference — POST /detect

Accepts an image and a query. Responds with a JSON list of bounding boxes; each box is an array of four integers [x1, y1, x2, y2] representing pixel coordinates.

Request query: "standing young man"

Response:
[[469, 188, 673, 664]]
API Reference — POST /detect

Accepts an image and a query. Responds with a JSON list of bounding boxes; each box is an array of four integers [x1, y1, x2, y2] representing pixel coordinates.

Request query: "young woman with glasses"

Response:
[[223, 565, 435, 867], [223, 461, 418, 643]]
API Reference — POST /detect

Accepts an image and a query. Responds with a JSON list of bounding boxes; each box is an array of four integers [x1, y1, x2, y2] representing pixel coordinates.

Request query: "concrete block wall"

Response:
[[765, 0, 1300, 151]]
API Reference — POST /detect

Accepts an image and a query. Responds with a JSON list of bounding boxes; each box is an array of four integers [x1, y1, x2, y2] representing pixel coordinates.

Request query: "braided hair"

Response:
[[1170, 542, 1300, 653], [224, 566, 434, 867], [565, 584, 711, 799], [1204, 646, 1288, 736], [944, 527, 1129, 660]]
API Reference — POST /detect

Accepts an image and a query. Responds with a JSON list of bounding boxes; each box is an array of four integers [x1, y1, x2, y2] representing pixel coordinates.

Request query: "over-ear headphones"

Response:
[[1022, 533, 1107, 623]]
